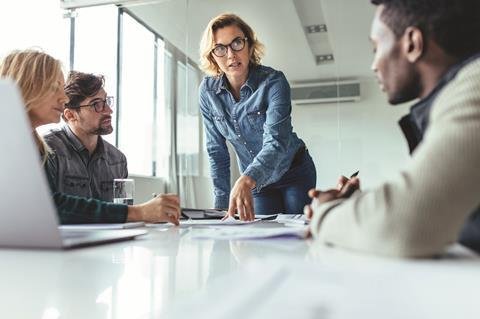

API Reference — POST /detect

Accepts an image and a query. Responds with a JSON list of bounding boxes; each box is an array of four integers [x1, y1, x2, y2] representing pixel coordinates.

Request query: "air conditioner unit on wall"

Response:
[[290, 79, 361, 105]]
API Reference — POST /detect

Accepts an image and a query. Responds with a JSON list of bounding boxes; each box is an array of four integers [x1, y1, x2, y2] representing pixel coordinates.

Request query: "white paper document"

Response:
[[275, 214, 309, 225], [180, 216, 260, 227], [190, 225, 309, 240], [59, 222, 145, 231]]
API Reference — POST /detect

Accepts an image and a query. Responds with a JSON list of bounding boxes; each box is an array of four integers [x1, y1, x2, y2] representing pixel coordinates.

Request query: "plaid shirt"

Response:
[[44, 125, 128, 202]]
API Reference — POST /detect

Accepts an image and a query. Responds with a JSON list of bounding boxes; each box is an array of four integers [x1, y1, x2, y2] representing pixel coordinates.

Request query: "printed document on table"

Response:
[[180, 216, 260, 226], [190, 225, 309, 240], [275, 214, 309, 225]]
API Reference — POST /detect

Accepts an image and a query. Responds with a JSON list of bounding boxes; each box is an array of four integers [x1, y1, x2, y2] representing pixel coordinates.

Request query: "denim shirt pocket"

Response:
[[100, 180, 114, 199], [213, 114, 229, 137], [246, 108, 267, 134]]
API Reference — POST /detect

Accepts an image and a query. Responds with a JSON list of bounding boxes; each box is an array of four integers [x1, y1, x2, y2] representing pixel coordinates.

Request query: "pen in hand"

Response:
[[337, 171, 360, 192], [338, 171, 360, 197], [152, 193, 180, 219]]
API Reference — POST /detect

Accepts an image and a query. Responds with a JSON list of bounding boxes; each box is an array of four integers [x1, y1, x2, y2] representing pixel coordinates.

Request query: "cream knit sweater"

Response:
[[310, 58, 480, 258]]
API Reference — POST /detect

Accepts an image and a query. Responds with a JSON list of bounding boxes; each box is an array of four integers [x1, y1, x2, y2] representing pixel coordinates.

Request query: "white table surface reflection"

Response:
[[0, 221, 479, 319], [0, 222, 308, 318]]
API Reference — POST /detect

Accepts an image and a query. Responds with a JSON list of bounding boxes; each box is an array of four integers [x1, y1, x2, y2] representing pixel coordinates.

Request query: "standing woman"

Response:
[[199, 13, 316, 220], [0, 49, 180, 224]]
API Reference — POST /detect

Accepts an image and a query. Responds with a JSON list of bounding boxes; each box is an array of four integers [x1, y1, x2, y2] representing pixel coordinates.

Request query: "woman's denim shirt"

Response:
[[199, 65, 305, 208]]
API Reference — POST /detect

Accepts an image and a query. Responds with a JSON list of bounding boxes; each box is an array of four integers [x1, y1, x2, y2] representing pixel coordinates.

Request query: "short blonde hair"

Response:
[[199, 13, 265, 76], [0, 49, 64, 163]]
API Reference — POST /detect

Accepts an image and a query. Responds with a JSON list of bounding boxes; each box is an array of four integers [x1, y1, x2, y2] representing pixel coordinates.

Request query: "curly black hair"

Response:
[[65, 71, 105, 108], [371, 0, 480, 59]]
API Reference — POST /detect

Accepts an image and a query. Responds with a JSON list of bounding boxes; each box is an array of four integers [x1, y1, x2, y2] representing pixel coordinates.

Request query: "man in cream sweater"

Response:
[[307, 0, 480, 257]]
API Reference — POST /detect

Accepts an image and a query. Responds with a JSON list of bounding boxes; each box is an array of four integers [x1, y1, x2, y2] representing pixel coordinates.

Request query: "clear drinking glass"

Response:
[[113, 178, 134, 205]]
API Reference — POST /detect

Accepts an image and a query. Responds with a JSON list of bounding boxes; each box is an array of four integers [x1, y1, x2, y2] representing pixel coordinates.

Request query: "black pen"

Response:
[[350, 170, 359, 178]]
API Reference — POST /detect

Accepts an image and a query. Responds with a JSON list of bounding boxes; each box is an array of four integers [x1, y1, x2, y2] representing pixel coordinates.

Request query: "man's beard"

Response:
[[92, 116, 113, 135], [388, 68, 422, 105]]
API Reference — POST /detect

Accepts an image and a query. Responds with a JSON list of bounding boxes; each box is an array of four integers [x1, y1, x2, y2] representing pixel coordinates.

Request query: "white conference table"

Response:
[[1, 221, 480, 319]]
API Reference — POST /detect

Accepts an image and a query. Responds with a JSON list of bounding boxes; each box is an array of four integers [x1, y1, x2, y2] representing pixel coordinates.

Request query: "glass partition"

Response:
[[73, 5, 118, 145], [117, 12, 156, 176]]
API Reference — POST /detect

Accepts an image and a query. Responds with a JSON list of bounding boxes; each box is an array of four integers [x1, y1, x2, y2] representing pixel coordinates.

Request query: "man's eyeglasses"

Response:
[[211, 37, 248, 57], [76, 96, 114, 113]]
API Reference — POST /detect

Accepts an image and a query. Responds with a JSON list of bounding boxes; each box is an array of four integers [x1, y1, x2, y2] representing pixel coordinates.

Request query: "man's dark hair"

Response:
[[65, 71, 105, 108], [371, 0, 480, 59]]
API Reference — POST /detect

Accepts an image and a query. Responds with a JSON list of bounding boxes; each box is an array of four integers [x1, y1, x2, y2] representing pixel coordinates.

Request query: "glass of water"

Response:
[[113, 178, 134, 205]]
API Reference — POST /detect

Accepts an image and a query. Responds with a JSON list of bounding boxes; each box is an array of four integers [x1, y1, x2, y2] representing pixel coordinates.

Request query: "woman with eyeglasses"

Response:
[[199, 13, 317, 221], [0, 49, 180, 225]]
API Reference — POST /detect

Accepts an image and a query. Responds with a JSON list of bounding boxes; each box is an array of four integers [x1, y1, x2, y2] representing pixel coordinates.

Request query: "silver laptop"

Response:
[[0, 79, 147, 249]]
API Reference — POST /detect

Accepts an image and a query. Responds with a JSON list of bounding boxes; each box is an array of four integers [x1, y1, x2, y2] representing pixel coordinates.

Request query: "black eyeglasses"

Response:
[[75, 96, 114, 113], [211, 37, 248, 57]]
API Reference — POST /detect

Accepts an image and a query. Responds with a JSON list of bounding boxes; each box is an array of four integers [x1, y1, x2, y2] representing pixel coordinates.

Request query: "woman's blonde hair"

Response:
[[0, 49, 64, 163], [199, 13, 265, 76]]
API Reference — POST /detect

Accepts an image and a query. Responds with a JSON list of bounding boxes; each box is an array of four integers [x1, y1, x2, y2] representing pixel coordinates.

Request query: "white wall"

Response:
[[130, 175, 166, 204], [291, 78, 411, 190], [131, 174, 214, 208], [190, 142, 238, 209], [0, 0, 69, 66]]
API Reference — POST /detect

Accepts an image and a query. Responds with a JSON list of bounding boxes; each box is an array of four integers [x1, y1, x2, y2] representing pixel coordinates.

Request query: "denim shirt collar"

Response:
[[215, 74, 227, 94], [215, 65, 260, 95], [62, 124, 105, 158], [244, 65, 260, 92], [399, 52, 480, 153]]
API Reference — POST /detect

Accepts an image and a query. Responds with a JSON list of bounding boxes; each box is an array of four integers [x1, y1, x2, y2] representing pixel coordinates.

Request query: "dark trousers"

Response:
[[252, 149, 317, 214], [459, 207, 480, 253]]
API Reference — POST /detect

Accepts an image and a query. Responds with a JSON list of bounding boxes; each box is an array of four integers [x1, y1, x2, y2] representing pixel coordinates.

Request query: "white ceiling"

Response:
[[127, 0, 376, 82]]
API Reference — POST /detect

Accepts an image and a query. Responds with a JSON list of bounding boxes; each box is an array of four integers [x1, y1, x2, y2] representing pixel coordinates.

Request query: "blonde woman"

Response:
[[199, 13, 316, 220], [0, 49, 180, 225]]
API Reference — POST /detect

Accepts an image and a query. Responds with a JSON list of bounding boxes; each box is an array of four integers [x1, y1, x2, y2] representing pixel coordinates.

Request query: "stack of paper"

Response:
[[275, 214, 309, 225], [180, 216, 260, 226], [190, 225, 309, 240]]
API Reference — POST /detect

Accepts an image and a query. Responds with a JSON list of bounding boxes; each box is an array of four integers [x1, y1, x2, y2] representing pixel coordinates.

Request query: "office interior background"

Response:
[[0, 0, 410, 208]]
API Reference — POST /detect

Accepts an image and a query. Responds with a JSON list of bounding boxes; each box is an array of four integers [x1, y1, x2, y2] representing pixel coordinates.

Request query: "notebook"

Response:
[[181, 208, 226, 219], [0, 80, 146, 249]]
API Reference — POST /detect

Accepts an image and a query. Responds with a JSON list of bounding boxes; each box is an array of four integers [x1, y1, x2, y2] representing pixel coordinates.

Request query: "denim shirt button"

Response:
[[237, 134, 241, 137], [257, 112, 261, 115], [233, 119, 237, 123]]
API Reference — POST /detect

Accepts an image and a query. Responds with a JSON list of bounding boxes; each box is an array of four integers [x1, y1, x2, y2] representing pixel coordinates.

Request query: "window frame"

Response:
[[67, 6, 204, 180]]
